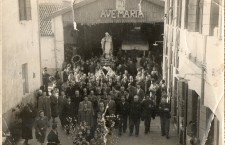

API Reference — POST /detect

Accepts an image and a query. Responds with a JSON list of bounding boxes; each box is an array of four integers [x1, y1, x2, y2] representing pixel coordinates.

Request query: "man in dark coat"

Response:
[[61, 98, 75, 134], [50, 90, 59, 123], [72, 90, 82, 119], [159, 97, 171, 139], [127, 60, 137, 77], [78, 102, 93, 128], [118, 95, 129, 136], [129, 95, 142, 137], [66, 82, 75, 97], [136, 83, 145, 102], [127, 83, 137, 103], [142, 95, 155, 134], [42, 68, 50, 96], [58, 91, 67, 128], [19, 104, 36, 145], [47, 123, 60, 145]]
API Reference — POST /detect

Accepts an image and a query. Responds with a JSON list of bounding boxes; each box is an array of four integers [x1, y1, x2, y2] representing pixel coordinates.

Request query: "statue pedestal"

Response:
[[100, 57, 114, 67]]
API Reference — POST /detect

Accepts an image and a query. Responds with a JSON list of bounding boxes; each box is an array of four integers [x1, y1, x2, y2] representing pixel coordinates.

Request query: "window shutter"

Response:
[[25, 0, 32, 20], [19, 0, 26, 20], [187, 89, 193, 136]]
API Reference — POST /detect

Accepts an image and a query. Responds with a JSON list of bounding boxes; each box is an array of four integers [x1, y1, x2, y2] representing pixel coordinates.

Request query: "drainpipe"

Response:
[[37, 0, 42, 85], [197, 35, 207, 139]]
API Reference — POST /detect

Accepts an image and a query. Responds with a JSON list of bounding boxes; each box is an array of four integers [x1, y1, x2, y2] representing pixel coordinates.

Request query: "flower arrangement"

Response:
[[64, 104, 120, 145]]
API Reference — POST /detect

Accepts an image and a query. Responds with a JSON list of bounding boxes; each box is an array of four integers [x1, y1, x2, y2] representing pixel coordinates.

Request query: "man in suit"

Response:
[[129, 95, 142, 137], [118, 95, 129, 136], [136, 83, 145, 102], [78, 102, 93, 128], [127, 83, 137, 103], [105, 95, 116, 115], [42, 67, 50, 96], [61, 98, 75, 134], [79, 96, 93, 114], [159, 96, 171, 139], [142, 95, 155, 134]]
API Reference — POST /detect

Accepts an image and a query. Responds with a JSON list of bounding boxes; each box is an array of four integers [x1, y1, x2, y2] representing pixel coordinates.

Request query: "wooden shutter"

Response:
[[178, 80, 184, 117], [192, 91, 198, 136], [19, 0, 26, 20], [22, 63, 29, 94], [25, 0, 32, 20], [187, 89, 193, 136]]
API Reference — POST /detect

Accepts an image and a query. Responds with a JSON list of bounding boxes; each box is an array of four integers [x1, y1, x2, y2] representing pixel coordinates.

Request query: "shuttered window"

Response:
[[187, 0, 203, 32], [22, 63, 29, 94], [18, 0, 32, 21]]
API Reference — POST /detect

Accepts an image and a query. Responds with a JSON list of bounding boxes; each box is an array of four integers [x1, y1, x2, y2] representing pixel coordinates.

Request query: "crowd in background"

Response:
[[18, 50, 171, 145]]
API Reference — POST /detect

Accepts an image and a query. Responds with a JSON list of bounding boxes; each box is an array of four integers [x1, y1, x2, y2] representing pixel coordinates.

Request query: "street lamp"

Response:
[[153, 41, 163, 46]]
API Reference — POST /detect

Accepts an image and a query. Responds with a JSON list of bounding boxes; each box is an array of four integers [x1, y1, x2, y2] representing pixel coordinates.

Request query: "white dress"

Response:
[[101, 36, 113, 59]]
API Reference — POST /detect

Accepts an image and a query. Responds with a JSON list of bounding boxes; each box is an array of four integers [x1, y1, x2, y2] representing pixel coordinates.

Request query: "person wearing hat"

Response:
[[129, 95, 142, 137], [47, 123, 60, 145], [35, 110, 49, 145]]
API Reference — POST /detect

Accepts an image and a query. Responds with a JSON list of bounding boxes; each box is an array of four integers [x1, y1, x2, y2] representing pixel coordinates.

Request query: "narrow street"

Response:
[[2, 0, 223, 145], [117, 118, 179, 145], [17, 117, 179, 145]]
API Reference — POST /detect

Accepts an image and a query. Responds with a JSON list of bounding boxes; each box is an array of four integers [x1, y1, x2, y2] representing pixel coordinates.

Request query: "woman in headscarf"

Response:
[[35, 110, 49, 145], [19, 104, 36, 145]]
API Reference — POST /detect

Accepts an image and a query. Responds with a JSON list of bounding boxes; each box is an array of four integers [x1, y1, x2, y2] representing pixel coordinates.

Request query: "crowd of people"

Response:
[[19, 50, 171, 145]]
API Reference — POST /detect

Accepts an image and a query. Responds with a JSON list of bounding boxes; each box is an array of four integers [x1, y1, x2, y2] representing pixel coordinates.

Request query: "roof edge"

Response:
[[45, 0, 164, 21]]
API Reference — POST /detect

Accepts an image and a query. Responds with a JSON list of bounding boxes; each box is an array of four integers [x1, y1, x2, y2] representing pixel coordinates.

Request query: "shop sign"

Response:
[[100, 10, 144, 19]]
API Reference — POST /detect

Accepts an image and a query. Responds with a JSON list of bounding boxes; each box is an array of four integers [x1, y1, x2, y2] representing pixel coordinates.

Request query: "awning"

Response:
[[122, 41, 149, 51]]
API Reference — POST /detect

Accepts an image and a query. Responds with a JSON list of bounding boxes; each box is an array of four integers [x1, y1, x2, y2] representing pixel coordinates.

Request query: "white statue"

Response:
[[101, 32, 113, 59]]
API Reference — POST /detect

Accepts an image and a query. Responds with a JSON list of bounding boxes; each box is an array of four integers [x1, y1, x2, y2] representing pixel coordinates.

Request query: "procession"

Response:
[[2, 0, 223, 145], [17, 31, 170, 145]]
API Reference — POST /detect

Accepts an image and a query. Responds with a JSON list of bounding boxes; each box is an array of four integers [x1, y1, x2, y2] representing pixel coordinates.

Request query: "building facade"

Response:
[[2, 0, 41, 132], [38, 0, 73, 74], [39, 2, 65, 74], [163, 0, 224, 145]]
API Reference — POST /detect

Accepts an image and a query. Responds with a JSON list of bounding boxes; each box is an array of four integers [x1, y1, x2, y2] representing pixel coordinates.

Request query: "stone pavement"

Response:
[[116, 117, 179, 145], [17, 117, 179, 145]]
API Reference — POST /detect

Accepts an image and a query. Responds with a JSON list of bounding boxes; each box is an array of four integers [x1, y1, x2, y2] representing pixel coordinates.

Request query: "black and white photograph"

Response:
[[1, 0, 224, 145]]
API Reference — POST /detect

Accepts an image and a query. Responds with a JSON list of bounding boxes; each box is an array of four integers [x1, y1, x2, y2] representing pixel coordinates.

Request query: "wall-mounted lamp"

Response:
[[153, 41, 163, 46]]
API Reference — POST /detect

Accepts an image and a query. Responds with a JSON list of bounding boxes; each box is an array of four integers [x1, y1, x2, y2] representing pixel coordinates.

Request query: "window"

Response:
[[18, 0, 31, 21], [187, 0, 203, 32], [22, 63, 29, 94], [209, 0, 220, 36]]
